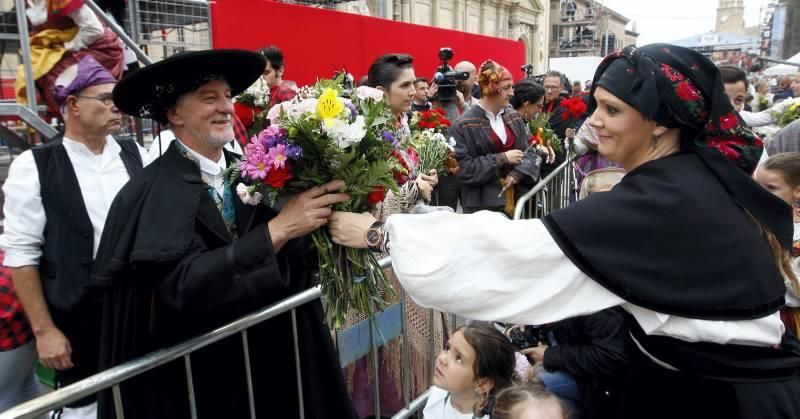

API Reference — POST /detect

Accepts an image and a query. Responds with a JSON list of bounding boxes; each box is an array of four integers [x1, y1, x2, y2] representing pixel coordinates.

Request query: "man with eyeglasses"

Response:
[[541, 71, 580, 177], [0, 56, 148, 418]]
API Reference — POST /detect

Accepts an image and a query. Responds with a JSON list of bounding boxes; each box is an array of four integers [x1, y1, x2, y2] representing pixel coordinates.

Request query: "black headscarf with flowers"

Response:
[[541, 44, 793, 321], [587, 44, 790, 250]]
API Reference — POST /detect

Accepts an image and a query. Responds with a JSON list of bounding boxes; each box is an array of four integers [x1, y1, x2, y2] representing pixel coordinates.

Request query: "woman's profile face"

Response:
[[387, 68, 417, 115], [588, 87, 657, 170]]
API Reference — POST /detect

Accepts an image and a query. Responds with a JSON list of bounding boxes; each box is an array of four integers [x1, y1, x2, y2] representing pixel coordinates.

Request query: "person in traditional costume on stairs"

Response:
[[329, 44, 800, 419], [16, 0, 125, 115], [451, 60, 542, 216], [91, 49, 357, 419], [0, 56, 147, 419]]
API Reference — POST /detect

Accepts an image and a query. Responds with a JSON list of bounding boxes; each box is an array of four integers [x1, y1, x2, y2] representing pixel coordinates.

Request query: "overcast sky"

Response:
[[599, 0, 767, 45]]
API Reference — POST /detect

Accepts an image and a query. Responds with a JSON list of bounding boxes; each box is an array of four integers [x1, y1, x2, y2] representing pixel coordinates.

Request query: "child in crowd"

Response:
[[492, 382, 568, 419], [755, 152, 800, 335], [423, 323, 517, 418]]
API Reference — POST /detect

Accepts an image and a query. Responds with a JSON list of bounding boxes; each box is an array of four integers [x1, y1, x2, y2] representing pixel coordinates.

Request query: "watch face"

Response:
[[367, 230, 380, 245]]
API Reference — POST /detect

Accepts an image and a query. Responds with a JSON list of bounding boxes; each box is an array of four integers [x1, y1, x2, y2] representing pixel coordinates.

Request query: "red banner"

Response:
[[210, 0, 526, 87]]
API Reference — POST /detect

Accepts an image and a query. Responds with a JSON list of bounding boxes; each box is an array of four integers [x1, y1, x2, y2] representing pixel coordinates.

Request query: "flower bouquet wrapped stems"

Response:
[[235, 80, 401, 328]]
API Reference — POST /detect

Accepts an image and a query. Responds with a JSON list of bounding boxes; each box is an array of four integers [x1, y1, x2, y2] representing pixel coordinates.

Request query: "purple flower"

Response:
[[284, 144, 303, 160], [345, 102, 358, 122], [381, 130, 398, 148]]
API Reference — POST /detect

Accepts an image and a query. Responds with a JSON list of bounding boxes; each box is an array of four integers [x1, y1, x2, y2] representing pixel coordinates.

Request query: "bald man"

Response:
[[455, 61, 478, 110]]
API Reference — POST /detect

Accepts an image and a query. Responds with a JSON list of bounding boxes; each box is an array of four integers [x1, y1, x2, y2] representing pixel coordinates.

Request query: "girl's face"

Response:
[[386, 68, 417, 115], [756, 167, 800, 208], [588, 87, 661, 171], [434, 330, 477, 393]]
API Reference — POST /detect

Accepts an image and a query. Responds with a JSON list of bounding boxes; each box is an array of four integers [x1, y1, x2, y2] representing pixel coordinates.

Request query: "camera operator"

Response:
[[454, 61, 478, 111], [512, 308, 631, 419], [430, 48, 470, 123], [412, 77, 433, 112]]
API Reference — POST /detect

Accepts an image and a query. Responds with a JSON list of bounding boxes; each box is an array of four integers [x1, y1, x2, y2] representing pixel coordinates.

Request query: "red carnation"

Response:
[[719, 112, 739, 131], [367, 187, 386, 205], [675, 81, 701, 102], [265, 165, 293, 188], [560, 97, 587, 121]]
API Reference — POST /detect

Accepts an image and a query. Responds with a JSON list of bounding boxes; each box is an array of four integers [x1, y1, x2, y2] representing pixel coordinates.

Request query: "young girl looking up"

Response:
[[755, 152, 800, 335], [492, 382, 568, 419], [424, 323, 516, 418]]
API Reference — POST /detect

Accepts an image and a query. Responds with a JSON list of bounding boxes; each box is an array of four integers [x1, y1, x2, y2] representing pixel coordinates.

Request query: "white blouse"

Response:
[[423, 386, 487, 419], [0, 137, 149, 267], [386, 211, 785, 347]]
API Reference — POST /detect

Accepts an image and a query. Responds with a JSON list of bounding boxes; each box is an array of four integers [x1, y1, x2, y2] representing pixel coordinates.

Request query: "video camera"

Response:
[[521, 64, 535, 78], [508, 326, 549, 351], [433, 47, 469, 101]]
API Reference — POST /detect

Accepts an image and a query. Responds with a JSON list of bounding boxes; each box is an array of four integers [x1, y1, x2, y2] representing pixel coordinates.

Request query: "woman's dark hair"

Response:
[[458, 323, 516, 417], [510, 79, 546, 110], [763, 152, 800, 188], [492, 382, 568, 419], [258, 45, 285, 70], [367, 53, 414, 90], [718, 65, 749, 90]]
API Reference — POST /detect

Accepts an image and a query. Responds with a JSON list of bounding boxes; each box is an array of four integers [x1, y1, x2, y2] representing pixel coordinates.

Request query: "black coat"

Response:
[[92, 142, 356, 419], [542, 308, 630, 418]]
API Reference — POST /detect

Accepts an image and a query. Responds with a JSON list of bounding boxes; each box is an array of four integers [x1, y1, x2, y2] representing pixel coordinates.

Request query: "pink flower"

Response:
[[240, 144, 270, 180], [236, 183, 263, 206], [267, 143, 288, 170], [355, 86, 385, 102]]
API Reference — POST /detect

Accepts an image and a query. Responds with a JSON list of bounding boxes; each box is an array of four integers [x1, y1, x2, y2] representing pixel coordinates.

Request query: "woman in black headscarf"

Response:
[[329, 44, 800, 418]]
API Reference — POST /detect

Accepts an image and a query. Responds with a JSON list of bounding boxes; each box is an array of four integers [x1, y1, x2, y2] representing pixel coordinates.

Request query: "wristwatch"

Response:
[[365, 221, 385, 252]]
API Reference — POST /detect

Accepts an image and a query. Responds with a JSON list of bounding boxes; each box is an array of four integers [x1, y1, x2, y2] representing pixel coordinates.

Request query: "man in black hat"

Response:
[[93, 49, 357, 418]]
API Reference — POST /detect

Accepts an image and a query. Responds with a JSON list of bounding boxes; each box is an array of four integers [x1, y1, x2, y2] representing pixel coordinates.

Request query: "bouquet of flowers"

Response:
[[229, 79, 401, 327], [772, 99, 800, 127], [234, 78, 271, 137], [404, 129, 456, 176], [409, 108, 459, 175], [410, 108, 451, 134], [527, 112, 563, 154]]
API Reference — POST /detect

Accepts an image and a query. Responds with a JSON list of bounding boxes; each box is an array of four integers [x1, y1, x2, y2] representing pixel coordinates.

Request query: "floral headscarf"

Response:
[[590, 44, 762, 175], [589, 44, 790, 249], [478, 60, 513, 97]]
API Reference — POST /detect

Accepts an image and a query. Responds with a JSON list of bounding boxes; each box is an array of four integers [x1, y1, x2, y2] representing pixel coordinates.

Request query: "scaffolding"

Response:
[[553, 0, 607, 57]]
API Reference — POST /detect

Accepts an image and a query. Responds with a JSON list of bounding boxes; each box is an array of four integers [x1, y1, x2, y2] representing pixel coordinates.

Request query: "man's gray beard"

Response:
[[187, 124, 233, 148]]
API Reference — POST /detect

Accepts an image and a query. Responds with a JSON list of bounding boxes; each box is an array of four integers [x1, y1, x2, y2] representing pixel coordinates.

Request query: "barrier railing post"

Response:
[[369, 316, 382, 415], [241, 330, 257, 419], [291, 309, 306, 419], [184, 355, 198, 419], [112, 384, 125, 419], [400, 289, 411, 407]]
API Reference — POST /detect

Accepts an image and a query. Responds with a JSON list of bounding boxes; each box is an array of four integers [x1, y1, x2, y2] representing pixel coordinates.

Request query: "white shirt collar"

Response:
[[62, 135, 120, 158], [176, 139, 226, 176], [476, 101, 505, 121]]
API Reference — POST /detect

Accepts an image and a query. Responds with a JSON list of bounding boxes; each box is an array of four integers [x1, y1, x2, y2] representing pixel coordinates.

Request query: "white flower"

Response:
[[236, 78, 270, 108], [236, 183, 263, 206], [266, 98, 318, 125], [323, 115, 367, 149], [446, 136, 457, 150], [355, 86, 385, 102]]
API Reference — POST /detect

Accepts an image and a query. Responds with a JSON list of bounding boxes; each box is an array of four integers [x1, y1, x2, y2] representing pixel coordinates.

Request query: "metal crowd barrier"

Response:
[[0, 256, 437, 419], [513, 151, 579, 220]]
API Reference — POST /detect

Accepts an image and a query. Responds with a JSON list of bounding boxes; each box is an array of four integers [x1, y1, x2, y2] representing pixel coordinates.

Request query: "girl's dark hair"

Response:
[[492, 382, 568, 419], [367, 53, 414, 90], [763, 152, 800, 188], [718, 65, 749, 90], [510, 79, 546, 110], [458, 323, 516, 417]]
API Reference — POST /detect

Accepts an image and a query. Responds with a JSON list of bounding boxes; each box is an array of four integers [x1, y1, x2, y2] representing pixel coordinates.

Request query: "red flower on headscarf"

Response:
[[367, 187, 386, 205], [706, 136, 748, 161], [675, 81, 701, 102], [719, 112, 739, 131], [661, 63, 684, 82]]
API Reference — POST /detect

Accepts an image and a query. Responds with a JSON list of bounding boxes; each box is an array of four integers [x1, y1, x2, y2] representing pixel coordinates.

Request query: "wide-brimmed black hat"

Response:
[[113, 49, 266, 123]]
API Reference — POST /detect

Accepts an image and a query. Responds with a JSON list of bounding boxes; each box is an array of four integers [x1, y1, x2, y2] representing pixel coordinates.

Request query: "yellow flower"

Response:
[[790, 102, 800, 113], [317, 88, 344, 128], [538, 127, 543, 133]]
